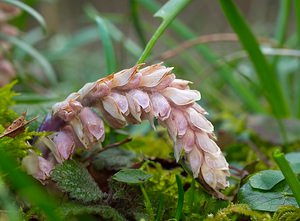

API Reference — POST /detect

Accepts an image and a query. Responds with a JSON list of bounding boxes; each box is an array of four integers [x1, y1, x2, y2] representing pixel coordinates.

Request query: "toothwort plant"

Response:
[[23, 63, 229, 193]]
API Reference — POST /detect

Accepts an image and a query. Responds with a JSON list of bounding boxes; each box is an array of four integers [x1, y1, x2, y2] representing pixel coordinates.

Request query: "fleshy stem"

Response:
[[273, 149, 300, 207]]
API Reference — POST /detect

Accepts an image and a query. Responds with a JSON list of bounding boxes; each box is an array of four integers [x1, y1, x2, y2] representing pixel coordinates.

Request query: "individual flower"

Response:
[[22, 151, 54, 181]]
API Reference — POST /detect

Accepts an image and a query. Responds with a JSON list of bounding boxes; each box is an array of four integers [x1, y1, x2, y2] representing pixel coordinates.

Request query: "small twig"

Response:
[[83, 137, 133, 163], [102, 137, 133, 151], [229, 165, 248, 178], [154, 33, 277, 61]]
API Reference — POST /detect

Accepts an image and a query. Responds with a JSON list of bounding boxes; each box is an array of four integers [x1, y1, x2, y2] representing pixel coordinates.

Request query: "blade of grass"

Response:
[[46, 24, 142, 61], [13, 93, 58, 104], [105, 20, 143, 57], [186, 179, 195, 213], [137, 0, 192, 64], [85, 6, 117, 73], [2, 0, 46, 31], [219, 0, 290, 117], [140, 184, 154, 220], [46, 27, 101, 60], [0, 33, 57, 85], [138, 0, 264, 113], [174, 175, 184, 221], [0, 146, 62, 221], [273, 149, 300, 206], [155, 194, 164, 221], [271, 0, 292, 108], [130, 0, 147, 47], [15, 28, 45, 60], [295, 0, 300, 117], [274, 0, 291, 46]]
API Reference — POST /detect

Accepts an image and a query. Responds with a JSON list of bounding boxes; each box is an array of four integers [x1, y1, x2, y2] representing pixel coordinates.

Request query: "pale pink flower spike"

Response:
[[23, 63, 230, 195]]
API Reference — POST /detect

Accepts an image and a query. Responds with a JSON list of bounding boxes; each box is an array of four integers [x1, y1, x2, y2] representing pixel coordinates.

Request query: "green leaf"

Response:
[[285, 152, 300, 174], [58, 203, 126, 221], [51, 160, 103, 203], [238, 181, 298, 212], [286, 152, 300, 164], [92, 148, 137, 170], [2, 0, 46, 31], [113, 169, 152, 184], [137, 0, 192, 63], [0, 34, 57, 85], [249, 170, 284, 191], [85, 6, 117, 73], [219, 0, 289, 117]]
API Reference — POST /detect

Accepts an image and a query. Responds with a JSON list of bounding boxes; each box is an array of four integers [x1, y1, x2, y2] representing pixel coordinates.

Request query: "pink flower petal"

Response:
[[170, 79, 191, 89], [102, 96, 126, 122], [150, 92, 171, 120], [38, 156, 54, 177], [148, 73, 175, 91], [195, 132, 220, 154], [164, 116, 177, 141], [173, 129, 195, 161], [128, 89, 150, 111], [171, 108, 188, 137], [90, 79, 111, 99], [215, 170, 230, 189], [98, 103, 127, 128], [186, 148, 203, 178], [111, 65, 139, 87], [79, 107, 105, 142], [141, 111, 155, 129], [174, 139, 183, 162], [52, 96, 83, 122], [181, 128, 195, 152], [69, 118, 90, 148], [140, 66, 173, 87], [78, 82, 95, 102], [186, 107, 214, 133], [201, 162, 217, 189], [53, 127, 75, 161], [126, 93, 141, 122], [192, 103, 207, 115], [109, 92, 129, 114], [205, 152, 228, 170], [139, 63, 165, 76], [22, 152, 54, 181], [119, 72, 142, 90], [162, 87, 201, 106]]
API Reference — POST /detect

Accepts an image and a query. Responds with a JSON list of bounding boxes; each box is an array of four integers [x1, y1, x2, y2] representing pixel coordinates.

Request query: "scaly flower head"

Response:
[[29, 63, 230, 195]]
